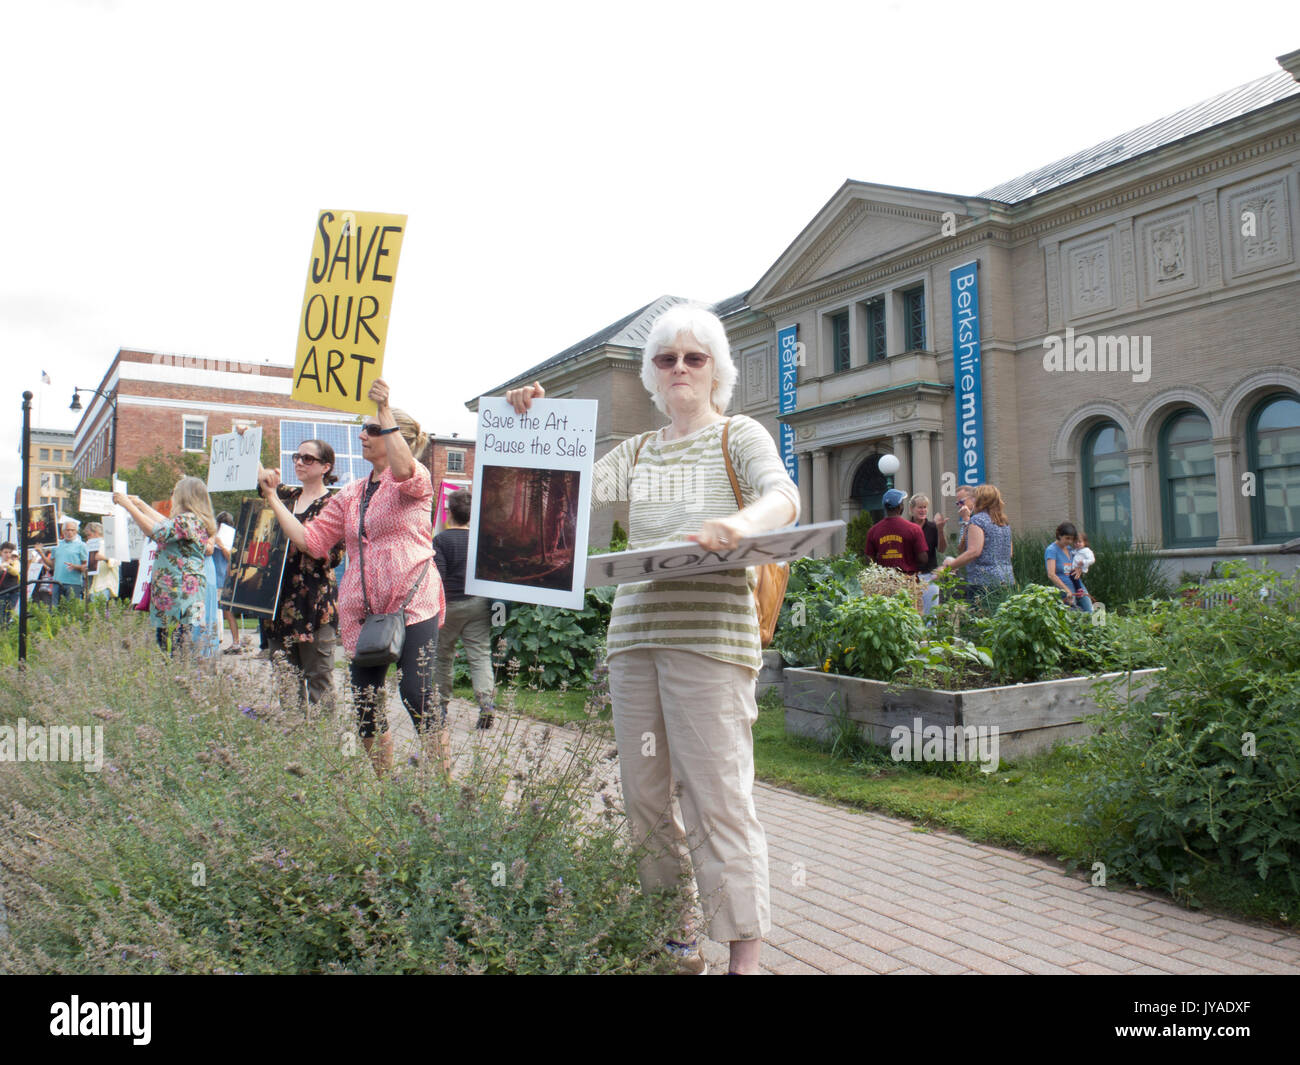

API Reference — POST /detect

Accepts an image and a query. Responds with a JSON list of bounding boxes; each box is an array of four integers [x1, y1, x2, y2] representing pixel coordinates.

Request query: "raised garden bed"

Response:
[[784, 666, 1163, 762]]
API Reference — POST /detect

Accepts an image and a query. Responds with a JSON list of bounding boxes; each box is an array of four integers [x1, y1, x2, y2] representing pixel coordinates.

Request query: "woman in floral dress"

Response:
[[115, 477, 216, 652]]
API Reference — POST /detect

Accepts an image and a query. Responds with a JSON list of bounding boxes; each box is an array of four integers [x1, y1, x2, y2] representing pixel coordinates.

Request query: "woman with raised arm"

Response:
[[259, 379, 444, 776], [507, 305, 799, 975], [255, 441, 344, 711], [114, 477, 216, 654]]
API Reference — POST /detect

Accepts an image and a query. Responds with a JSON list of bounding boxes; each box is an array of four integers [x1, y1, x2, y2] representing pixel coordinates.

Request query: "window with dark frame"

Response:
[[831, 311, 850, 373], [866, 299, 887, 363], [903, 287, 925, 351]]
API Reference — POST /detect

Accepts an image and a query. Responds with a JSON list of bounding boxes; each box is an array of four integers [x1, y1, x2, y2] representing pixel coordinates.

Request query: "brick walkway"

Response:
[[244, 654, 1300, 976]]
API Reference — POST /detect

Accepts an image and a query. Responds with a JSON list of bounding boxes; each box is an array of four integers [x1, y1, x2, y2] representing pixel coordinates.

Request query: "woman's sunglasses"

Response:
[[291, 453, 323, 465], [359, 424, 384, 437], [651, 352, 711, 370]]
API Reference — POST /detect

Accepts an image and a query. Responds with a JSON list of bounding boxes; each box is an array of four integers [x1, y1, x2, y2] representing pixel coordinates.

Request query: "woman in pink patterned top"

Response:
[[260, 379, 445, 776]]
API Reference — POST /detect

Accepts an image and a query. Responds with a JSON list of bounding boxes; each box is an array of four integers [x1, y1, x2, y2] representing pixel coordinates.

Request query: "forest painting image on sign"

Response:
[[476, 466, 580, 592]]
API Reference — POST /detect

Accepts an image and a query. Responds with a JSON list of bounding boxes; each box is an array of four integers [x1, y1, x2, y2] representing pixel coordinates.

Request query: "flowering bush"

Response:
[[0, 610, 682, 973]]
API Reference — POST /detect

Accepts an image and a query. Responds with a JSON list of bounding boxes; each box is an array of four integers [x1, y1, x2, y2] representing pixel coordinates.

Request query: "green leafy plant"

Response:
[[480, 586, 615, 690], [1072, 563, 1300, 898], [893, 636, 994, 690], [822, 592, 924, 681], [843, 512, 874, 560], [985, 584, 1073, 682], [609, 521, 628, 551], [772, 555, 864, 668]]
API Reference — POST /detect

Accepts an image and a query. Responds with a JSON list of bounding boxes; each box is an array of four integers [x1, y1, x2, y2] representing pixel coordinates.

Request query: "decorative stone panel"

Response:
[[1064, 233, 1115, 318], [1137, 203, 1198, 301], [1224, 173, 1293, 278]]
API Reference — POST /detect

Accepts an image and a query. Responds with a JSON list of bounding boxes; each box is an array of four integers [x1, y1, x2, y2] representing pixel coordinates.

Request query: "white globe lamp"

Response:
[[878, 454, 900, 476]]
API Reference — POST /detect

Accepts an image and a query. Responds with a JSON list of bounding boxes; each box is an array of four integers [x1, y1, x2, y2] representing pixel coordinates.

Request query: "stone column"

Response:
[[1126, 447, 1154, 544], [1213, 437, 1244, 546], [910, 431, 934, 502], [931, 428, 945, 506], [890, 433, 912, 495], [798, 452, 813, 526], [812, 449, 831, 524]]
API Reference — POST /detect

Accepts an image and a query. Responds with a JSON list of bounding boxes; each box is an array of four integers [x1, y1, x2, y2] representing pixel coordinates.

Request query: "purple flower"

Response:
[[240, 706, 257, 718]]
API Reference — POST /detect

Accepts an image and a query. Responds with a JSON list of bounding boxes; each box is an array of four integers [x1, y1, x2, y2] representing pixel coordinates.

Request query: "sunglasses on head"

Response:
[[291, 453, 323, 465], [651, 352, 711, 370]]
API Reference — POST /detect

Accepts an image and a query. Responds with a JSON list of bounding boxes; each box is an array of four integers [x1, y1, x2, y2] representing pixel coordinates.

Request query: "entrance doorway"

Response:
[[851, 453, 896, 526]]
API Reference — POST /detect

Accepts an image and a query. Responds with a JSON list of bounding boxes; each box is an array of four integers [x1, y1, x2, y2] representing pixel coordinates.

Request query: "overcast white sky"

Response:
[[2, 0, 1297, 514]]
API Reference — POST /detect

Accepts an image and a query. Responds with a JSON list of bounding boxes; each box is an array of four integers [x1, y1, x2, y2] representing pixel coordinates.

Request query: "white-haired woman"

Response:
[[508, 304, 799, 974]]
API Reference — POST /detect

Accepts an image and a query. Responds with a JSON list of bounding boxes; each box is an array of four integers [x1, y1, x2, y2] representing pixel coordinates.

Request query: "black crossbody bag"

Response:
[[353, 481, 430, 668]]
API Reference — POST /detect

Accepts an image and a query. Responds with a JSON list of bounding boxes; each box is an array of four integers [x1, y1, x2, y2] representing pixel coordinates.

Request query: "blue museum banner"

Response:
[[777, 325, 799, 485], [949, 261, 985, 486]]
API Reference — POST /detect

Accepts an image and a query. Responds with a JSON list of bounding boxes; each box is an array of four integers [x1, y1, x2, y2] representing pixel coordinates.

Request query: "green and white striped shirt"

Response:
[[598, 416, 800, 673]]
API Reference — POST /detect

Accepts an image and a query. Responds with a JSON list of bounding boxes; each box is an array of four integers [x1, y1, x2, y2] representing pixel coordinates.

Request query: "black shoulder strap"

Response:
[[357, 479, 429, 617]]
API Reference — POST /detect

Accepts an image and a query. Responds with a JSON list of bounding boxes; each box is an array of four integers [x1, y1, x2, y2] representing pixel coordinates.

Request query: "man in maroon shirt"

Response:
[[865, 488, 930, 573]]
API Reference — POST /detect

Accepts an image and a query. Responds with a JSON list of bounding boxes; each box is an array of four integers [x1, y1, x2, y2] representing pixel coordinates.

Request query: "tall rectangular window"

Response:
[[39, 448, 50, 461], [903, 287, 925, 351], [866, 300, 886, 363], [183, 418, 206, 451], [831, 311, 850, 373], [446, 450, 465, 473]]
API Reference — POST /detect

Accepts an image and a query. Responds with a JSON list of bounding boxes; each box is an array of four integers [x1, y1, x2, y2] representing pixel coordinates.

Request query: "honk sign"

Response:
[[292, 209, 406, 415]]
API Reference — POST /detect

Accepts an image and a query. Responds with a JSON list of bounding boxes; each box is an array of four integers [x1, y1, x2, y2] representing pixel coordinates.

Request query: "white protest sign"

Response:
[[102, 478, 131, 563], [465, 397, 597, 609], [584, 520, 844, 587], [79, 489, 116, 515], [207, 427, 263, 492], [217, 523, 236, 551]]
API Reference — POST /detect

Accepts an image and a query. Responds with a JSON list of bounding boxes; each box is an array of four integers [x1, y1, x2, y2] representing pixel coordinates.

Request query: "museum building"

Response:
[[480, 49, 1300, 574]]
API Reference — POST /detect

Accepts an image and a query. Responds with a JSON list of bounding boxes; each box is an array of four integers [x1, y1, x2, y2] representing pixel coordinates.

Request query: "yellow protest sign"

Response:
[[292, 209, 406, 414]]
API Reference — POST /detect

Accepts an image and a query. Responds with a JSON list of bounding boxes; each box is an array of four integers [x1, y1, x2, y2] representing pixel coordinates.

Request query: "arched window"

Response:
[[851, 453, 894, 526], [1159, 409, 1218, 547], [1248, 392, 1300, 543], [1081, 422, 1131, 542]]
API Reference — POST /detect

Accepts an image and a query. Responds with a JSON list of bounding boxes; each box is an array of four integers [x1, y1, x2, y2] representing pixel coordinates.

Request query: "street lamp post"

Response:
[[70, 386, 118, 482], [19, 390, 32, 662]]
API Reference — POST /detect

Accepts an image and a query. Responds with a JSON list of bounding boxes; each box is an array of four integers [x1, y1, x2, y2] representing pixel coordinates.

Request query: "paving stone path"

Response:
[[241, 652, 1300, 975]]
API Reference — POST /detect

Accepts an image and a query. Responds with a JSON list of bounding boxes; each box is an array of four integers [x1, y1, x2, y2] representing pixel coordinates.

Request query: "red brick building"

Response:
[[73, 349, 360, 482], [426, 433, 475, 497]]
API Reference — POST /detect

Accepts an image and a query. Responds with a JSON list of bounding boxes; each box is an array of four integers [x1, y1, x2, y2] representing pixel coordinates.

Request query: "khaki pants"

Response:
[[607, 647, 769, 943], [433, 597, 495, 708]]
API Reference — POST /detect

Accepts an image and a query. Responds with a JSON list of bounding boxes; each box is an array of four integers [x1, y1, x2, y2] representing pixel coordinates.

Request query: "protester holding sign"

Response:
[[255, 440, 344, 712], [507, 305, 799, 976], [39, 517, 88, 607], [114, 478, 217, 653], [260, 379, 444, 777]]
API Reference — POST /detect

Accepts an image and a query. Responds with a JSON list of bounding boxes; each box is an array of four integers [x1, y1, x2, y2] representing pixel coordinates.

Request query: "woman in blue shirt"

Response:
[[1045, 522, 1092, 612]]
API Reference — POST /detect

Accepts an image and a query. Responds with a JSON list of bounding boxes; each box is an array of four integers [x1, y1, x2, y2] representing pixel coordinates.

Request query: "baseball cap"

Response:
[[882, 488, 907, 508]]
